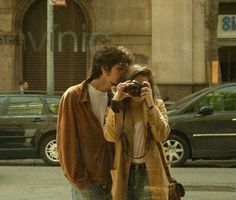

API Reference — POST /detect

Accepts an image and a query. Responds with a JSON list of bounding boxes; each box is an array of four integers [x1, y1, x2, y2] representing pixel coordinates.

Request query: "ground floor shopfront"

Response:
[[0, 0, 151, 93], [1, 0, 236, 101]]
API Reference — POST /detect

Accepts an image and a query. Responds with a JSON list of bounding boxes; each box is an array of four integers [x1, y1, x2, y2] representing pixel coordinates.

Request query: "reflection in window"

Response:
[[45, 97, 60, 114], [7, 96, 43, 116], [186, 86, 236, 113]]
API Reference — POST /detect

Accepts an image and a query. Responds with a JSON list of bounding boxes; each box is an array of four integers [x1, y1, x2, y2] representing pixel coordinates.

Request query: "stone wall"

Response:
[[91, 0, 151, 65], [0, 1, 14, 91], [152, 0, 216, 101]]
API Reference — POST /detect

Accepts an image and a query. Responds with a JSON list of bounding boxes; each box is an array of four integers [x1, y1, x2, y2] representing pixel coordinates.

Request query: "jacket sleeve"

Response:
[[56, 88, 89, 189], [103, 108, 123, 143], [146, 99, 170, 142]]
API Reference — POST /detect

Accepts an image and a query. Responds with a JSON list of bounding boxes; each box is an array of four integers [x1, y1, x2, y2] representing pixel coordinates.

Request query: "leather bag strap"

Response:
[[156, 141, 174, 183]]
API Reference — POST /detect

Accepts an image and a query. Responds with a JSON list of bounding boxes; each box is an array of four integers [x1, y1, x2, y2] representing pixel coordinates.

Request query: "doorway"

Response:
[[218, 46, 236, 82], [22, 0, 88, 91]]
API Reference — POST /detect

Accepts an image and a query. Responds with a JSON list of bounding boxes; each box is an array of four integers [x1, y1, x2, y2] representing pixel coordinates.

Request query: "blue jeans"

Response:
[[127, 164, 152, 200], [71, 183, 112, 200]]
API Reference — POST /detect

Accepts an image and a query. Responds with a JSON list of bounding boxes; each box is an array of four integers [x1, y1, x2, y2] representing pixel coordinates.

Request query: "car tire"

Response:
[[163, 134, 189, 167], [39, 134, 59, 166]]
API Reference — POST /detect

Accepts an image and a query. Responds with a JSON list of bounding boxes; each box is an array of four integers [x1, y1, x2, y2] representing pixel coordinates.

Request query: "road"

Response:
[[0, 159, 236, 200]]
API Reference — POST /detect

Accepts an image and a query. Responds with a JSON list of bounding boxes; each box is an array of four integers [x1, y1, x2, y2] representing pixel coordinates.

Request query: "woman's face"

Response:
[[130, 75, 149, 102]]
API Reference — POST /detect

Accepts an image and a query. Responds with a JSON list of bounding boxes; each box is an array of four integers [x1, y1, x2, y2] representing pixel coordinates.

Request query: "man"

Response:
[[17, 80, 29, 93], [57, 46, 133, 200]]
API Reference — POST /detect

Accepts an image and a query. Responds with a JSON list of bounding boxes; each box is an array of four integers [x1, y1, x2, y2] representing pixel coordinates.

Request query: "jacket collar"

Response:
[[78, 79, 90, 103], [78, 78, 113, 104]]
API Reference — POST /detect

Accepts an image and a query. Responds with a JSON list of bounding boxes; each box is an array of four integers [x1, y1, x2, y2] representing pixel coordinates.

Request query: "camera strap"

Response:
[[121, 109, 150, 159]]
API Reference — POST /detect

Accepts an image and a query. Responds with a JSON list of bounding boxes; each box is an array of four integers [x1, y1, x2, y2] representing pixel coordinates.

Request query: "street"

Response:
[[0, 159, 236, 200]]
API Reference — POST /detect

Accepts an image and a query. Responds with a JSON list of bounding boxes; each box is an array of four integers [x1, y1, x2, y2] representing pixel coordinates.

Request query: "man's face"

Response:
[[23, 82, 29, 90], [105, 63, 128, 85]]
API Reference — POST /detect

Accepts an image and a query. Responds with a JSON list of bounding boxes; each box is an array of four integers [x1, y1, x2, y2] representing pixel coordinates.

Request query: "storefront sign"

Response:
[[50, 0, 66, 6], [218, 15, 236, 38]]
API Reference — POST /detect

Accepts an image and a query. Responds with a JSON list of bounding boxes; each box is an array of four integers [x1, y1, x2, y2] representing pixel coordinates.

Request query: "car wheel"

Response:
[[39, 135, 59, 166], [163, 134, 189, 167]]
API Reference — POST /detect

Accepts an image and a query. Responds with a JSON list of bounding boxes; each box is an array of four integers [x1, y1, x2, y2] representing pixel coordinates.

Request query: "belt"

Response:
[[96, 183, 111, 190], [130, 163, 146, 171], [95, 183, 111, 195]]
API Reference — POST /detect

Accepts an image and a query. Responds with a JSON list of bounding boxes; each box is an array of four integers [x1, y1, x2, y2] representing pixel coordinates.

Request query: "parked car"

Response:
[[163, 83, 236, 166], [0, 91, 61, 165]]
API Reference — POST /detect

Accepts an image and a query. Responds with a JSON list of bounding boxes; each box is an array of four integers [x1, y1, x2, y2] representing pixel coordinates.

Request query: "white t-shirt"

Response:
[[132, 121, 145, 164], [88, 83, 108, 127]]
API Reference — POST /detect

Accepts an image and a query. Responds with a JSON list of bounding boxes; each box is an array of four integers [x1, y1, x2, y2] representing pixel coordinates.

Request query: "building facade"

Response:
[[0, 0, 234, 100]]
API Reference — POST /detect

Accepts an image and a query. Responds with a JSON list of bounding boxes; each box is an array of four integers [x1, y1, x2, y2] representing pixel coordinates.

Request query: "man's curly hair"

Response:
[[88, 46, 133, 80]]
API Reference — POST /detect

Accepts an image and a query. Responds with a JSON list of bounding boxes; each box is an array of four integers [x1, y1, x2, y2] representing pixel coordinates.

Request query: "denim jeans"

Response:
[[127, 165, 152, 200], [71, 183, 112, 200]]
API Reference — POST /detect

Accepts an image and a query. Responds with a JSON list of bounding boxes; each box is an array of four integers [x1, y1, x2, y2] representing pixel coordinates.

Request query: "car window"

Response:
[[45, 97, 60, 114], [0, 96, 6, 113], [7, 96, 43, 116], [185, 85, 236, 113], [167, 86, 212, 111]]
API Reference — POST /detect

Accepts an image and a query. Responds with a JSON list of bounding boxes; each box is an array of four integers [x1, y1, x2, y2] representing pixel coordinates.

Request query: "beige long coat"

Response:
[[103, 99, 171, 200]]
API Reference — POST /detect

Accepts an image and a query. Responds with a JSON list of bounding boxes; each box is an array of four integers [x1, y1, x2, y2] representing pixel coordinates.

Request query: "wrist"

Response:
[[111, 100, 121, 113], [113, 92, 123, 101], [145, 98, 155, 108]]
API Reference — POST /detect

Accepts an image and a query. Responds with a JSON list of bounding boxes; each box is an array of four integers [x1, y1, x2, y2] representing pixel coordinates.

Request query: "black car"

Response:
[[0, 92, 61, 165], [163, 83, 236, 166]]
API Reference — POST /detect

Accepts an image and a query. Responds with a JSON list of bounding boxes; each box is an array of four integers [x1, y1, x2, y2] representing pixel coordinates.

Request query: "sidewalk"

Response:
[[0, 165, 70, 200]]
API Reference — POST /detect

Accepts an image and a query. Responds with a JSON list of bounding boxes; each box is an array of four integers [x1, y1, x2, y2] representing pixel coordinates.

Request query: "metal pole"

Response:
[[47, 0, 54, 93]]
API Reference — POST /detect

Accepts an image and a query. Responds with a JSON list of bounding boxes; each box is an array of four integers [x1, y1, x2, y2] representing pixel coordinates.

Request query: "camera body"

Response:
[[124, 80, 144, 96]]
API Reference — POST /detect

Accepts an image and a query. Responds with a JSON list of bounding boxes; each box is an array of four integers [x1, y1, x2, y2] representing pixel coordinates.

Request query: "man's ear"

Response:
[[101, 65, 110, 75]]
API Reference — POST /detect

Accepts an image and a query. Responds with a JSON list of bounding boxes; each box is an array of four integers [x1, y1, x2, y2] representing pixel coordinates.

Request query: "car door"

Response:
[[182, 85, 236, 158], [0, 95, 49, 158], [44, 96, 60, 129]]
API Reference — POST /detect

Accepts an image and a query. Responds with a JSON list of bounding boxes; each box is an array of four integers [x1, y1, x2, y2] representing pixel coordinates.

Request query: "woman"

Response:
[[103, 64, 170, 200]]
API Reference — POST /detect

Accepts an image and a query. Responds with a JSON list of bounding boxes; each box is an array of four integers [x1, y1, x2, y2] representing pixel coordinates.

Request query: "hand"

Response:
[[141, 81, 155, 108], [112, 81, 133, 101]]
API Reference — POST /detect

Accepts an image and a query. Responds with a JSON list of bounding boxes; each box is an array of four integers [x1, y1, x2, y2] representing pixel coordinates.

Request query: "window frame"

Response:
[[183, 85, 236, 114]]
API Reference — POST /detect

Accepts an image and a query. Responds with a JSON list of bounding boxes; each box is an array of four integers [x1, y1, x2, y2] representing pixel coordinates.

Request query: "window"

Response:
[[7, 96, 43, 116], [218, 47, 236, 82], [45, 97, 60, 114], [185, 86, 236, 113], [218, 3, 236, 82], [219, 3, 236, 15]]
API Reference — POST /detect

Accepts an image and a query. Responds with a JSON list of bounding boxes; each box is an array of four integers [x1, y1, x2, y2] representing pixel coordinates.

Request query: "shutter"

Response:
[[23, 0, 87, 92]]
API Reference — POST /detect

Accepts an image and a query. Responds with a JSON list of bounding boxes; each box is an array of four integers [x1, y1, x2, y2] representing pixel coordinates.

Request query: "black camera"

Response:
[[124, 80, 144, 96]]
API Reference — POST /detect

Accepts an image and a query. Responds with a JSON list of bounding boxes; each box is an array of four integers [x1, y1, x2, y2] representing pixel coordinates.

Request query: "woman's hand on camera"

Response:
[[141, 81, 155, 108], [112, 81, 133, 101]]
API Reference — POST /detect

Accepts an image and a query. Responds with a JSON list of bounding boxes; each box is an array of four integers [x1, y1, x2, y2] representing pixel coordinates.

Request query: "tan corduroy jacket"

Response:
[[103, 99, 170, 200]]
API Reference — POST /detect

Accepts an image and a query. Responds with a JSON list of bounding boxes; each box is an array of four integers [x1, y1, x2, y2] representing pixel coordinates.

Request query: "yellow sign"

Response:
[[212, 61, 219, 84]]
